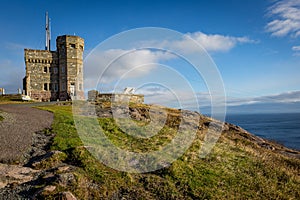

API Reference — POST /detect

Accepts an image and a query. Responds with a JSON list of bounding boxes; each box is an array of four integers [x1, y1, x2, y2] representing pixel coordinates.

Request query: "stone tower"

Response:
[[56, 35, 84, 100], [23, 13, 84, 101], [23, 35, 84, 101]]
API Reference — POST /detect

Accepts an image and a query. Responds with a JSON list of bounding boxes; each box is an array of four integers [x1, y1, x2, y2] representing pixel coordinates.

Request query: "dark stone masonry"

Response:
[[23, 35, 84, 101]]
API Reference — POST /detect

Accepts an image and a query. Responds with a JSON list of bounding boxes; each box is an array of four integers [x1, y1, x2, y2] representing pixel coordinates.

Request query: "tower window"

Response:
[[54, 83, 58, 92], [61, 67, 65, 74], [61, 83, 66, 91], [79, 45, 83, 51], [59, 44, 65, 51], [43, 66, 47, 73], [53, 67, 58, 74], [70, 43, 76, 48], [44, 83, 48, 91]]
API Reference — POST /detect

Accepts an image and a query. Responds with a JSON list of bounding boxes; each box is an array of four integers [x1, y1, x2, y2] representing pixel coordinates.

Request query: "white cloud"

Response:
[[227, 90, 300, 106], [141, 31, 256, 53], [84, 49, 174, 87], [136, 85, 226, 110], [141, 88, 300, 109], [292, 45, 300, 51], [84, 31, 255, 87], [137, 86, 207, 109], [181, 32, 256, 52], [266, 0, 300, 37], [292, 45, 300, 56]]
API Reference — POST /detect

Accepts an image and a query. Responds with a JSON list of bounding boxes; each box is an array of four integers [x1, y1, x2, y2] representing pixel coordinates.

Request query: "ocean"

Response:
[[225, 113, 300, 151]]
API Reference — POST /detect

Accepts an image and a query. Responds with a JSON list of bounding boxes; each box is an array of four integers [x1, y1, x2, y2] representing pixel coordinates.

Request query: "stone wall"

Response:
[[88, 91, 144, 104], [24, 49, 58, 101], [113, 94, 144, 104]]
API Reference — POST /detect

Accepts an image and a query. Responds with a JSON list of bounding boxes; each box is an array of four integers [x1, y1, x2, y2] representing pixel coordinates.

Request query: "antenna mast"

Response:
[[45, 12, 51, 51]]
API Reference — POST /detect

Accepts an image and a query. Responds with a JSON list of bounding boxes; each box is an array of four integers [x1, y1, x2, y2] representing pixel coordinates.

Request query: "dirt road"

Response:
[[0, 104, 53, 163]]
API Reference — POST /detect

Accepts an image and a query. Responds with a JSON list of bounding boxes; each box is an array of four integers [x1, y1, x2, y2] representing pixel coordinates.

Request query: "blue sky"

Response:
[[0, 0, 300, 113]]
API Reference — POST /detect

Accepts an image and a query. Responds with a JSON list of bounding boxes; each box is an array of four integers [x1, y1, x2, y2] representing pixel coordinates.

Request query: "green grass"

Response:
[[0, 94, 21, 101], [0, 94, 28, 104], [37, 105, 300, 199]]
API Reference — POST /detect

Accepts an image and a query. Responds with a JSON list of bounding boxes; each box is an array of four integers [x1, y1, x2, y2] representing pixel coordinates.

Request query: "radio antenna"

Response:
[[45, 12, 51, 51]]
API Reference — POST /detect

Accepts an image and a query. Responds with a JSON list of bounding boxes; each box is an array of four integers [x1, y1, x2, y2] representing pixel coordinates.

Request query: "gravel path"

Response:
[[0, 104, 53, 163]]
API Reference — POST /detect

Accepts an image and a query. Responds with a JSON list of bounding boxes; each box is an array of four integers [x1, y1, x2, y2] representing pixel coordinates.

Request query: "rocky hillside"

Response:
[[0, 102, 299, 199]]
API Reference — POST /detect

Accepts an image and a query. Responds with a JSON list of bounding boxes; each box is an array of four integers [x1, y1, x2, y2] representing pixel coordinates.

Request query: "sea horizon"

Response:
[[225, 112, 300, 151]]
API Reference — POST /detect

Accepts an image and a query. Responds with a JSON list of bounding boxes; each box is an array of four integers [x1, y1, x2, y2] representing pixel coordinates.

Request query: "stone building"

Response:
[[23, 35, 84, 101], [88, 90, 144, 104]]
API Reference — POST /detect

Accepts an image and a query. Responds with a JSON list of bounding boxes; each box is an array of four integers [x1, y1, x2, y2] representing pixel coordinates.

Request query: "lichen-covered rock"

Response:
[[0, 164, 39, 189], [60, 191, 77, 200], [41, 185, 56, 193], [57, 173, 76, 187]]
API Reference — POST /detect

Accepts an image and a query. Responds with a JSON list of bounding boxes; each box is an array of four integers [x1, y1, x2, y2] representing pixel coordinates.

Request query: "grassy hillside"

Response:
[[36, 104, 300, 199]]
